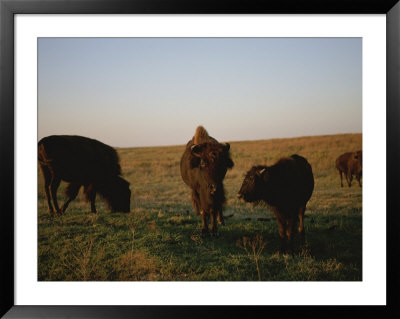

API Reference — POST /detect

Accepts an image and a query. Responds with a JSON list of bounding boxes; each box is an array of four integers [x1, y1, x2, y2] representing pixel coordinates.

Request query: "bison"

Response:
[[38, 135, 131, 216], [335, 150, 362, 187], [237, 154, 314, 252], [180, 126, 234, 236]]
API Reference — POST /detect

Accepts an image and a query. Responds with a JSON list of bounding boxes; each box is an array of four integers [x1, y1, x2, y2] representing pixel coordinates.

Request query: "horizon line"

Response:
[[113, 131, 363, 149]]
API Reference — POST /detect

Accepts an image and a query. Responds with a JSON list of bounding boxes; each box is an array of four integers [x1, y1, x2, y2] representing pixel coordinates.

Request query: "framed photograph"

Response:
[[1, 0, 399, 318]]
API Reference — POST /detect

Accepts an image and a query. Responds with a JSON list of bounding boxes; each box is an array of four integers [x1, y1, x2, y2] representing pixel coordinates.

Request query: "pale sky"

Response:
[[38, 38, 362, 147]]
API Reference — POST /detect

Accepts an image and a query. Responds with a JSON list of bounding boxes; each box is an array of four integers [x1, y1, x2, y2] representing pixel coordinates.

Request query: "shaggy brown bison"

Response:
[[335, 150, 362, 187], [237, 154, 314, 252], [38, 135, 131, 216], [180, 126, 234, 236]]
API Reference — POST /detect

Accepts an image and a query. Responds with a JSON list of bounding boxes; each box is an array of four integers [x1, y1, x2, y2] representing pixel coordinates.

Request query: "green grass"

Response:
[[38, 133, 362, 281]]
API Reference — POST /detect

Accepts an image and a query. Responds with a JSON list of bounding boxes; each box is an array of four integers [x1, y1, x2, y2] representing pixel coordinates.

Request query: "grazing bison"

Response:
[[237, 154, 314, 252], [38, 135, 131, 216], [335, 150, 362, 187], [180, 126, 234, 236]]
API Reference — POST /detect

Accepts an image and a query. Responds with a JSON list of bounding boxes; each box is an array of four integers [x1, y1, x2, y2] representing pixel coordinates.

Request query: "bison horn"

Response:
[[224, 143, 230, 151], [257, 168, 266, 175]]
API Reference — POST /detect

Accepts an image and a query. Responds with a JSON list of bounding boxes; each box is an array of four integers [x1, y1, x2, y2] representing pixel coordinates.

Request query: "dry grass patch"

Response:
[[114, 250, 159, 281]]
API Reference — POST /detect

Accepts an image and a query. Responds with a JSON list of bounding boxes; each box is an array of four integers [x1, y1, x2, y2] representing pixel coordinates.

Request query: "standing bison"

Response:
[[180, 126, 234, 236], [335, 150, 362, 187], [237, 154, 314, 252], [38, 135, 131, 216]]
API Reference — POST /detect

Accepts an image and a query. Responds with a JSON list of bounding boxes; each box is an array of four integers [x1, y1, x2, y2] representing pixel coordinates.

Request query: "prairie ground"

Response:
[[38, 133, 362, 281]]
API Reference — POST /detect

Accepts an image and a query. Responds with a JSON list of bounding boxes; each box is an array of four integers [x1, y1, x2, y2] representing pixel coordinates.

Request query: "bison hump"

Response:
[[193, 126, 218, 145]]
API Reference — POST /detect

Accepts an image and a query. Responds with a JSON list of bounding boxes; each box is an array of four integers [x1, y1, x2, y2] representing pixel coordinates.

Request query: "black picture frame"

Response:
[[1, 0, 399, 318]]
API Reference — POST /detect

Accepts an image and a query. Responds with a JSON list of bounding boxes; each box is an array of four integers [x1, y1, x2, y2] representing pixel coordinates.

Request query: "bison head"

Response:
[[355, 150, 362, 165], [237, 165, 269, 203], [97, 176, 131, 212], [190, 142, 234, 195], [349, 151, 362, 175]]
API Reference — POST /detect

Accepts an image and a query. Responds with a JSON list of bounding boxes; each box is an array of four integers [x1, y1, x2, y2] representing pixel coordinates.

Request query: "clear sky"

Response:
[[38, 38, 361, 147]]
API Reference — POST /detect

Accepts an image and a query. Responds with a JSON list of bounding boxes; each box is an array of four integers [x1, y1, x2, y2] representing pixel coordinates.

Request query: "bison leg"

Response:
[[274, 212, 288, 253], [285, 218, 297, 253], [200, 210, 209, 236], [339, 170, 344, 187], [40, 165, 55, 216], [346, 169, 353, 187], [191, 190, 201, 214], [357, 174, 362, 187], [61, 183, 81, 213], [84, 184, 98, 213], [209, 210, 219, 237], [217, 211, 225, 226], [298, 206, 306, 244], [50, 176, 62, 216]]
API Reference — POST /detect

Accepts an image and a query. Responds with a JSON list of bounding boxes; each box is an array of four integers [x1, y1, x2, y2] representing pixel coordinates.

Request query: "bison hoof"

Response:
[[201, 229, 209, 238], [210, 231, 220, 238]]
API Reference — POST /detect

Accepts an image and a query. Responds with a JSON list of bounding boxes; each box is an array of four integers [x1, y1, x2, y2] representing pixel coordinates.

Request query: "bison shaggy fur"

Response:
[[237, 154, 314, 252], [180, 126, 234, 236], [335, 150, 362, 187], [38, 135, 131, 216]]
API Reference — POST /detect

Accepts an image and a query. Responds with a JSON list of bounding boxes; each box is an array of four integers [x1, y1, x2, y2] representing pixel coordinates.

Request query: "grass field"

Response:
[[38, 133, 362, 281]]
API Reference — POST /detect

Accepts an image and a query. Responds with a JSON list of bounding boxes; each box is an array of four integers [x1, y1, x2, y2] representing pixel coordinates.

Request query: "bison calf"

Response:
[[237, 154, 314, 252], [38, 135, 131, 216], [335, 150, 362, 187], [180, 126, 234, 236]]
